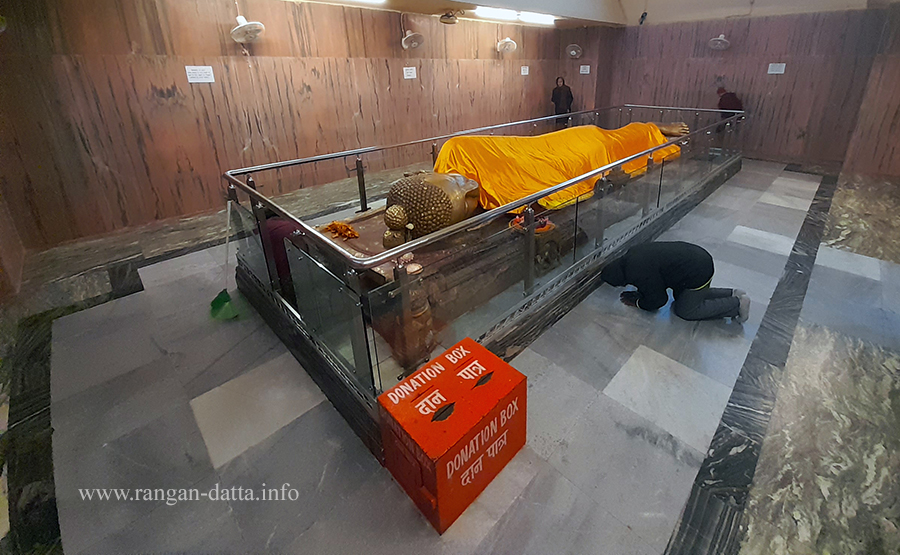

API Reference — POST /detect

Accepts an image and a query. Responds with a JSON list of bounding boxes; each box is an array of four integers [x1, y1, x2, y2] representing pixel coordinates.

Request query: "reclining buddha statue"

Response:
[[383, 121, 688, 248]]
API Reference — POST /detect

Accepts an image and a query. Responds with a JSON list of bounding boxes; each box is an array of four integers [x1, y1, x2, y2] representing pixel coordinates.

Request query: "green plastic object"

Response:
[[210, 289, 239, 320]]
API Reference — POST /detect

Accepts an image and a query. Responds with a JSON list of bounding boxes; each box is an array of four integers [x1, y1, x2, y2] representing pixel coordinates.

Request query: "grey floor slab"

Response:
[[738, 201, 807, 240], [548, 394, 704, 553], [603, 346, 733, 454], [51, 307, 165, 403], [815, 246, 882, 281], [138, 248, 224, 289], [739, 159, 787, 175], [529, 285, 654, 391], [83, 473, 249, 555], [727, 226, 796, 257], [511, 348, 599, 460], [475, 464, 657, 555], [214, 402, 381, 553], [191, 351, 326, 468], [286, 447, 544, 555], [55, 404, 214, 553], [51, 355, 187, 454], [710, 240, 789, 279], [881, 259, 900, 317]]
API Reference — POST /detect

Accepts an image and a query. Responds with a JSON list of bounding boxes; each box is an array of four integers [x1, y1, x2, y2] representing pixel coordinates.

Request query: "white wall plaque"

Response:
[[403, 66, 417, 79], [185, 66, 215, 84], [767, 63, 786, 75], [521, 65, 530, 76], [579, 65, 591, 75]]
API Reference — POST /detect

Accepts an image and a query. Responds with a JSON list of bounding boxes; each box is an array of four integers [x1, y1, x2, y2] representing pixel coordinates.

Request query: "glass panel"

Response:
[[231, 189, 270, 287], [365, 222, 527, 393], [285, 240, 374, 394]]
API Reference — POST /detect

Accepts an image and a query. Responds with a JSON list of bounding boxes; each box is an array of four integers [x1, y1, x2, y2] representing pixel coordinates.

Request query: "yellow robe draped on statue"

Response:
[[433, 123, 680, 211]]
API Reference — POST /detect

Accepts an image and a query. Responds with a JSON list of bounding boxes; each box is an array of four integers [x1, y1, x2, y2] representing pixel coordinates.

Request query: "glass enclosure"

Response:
[[224, 105, 746, 404]]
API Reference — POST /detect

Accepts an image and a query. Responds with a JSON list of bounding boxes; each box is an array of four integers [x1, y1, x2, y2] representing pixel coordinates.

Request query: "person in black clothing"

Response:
[[717, 87, 743, 118], [600, 241, 750, 322], [551, 77, 574, 127]]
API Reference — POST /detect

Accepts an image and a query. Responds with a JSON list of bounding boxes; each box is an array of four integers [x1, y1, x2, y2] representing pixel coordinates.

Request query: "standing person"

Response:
[[551, 77, 574, 127], [717, 87, 743, 118], [600, 241, 750, 322]]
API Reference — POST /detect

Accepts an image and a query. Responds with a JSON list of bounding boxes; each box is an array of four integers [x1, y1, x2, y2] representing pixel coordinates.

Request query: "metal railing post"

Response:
[[524, 207, 536, 296], [355, 156, 368, 212], [657, 159, 666, 208], [642, 159, 653, 217]]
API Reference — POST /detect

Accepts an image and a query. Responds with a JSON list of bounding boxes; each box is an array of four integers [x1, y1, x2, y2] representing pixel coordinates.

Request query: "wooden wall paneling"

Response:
[[843, 53, 900, 175], [0, 54, 87, 248], [0, 0, 571, 248], [610, 10, 884, 165], [0, 191, 25, 299]]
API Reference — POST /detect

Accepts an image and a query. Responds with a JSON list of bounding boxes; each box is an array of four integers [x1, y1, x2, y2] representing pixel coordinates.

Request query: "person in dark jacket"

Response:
[[551, 77, 574, 126], [717, 87, 743, 118], [600, 241, 750, 322]]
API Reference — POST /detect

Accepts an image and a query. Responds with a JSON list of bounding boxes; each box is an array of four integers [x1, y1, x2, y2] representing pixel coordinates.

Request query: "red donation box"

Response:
[[378, 337, 527, 534]]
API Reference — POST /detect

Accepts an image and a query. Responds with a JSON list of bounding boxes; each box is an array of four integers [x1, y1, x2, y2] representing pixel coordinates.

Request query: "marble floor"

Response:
[[42, 160, 900, 553]]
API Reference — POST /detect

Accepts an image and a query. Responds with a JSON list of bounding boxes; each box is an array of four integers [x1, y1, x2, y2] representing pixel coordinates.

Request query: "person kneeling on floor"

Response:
[[600, 241, 750, 322]]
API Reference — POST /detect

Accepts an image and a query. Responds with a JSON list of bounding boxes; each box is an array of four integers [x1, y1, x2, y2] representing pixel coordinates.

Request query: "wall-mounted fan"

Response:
[[231, 1, 264, 44], [402, 29, 425, 50], [497, 37, 517, 53], [566, 44, 583, 59], [440, 10, 463, 24], [708, 34, 730, 51]]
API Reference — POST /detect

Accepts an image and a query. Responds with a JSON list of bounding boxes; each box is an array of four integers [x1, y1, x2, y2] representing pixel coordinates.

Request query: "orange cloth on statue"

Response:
[[433, 123, 680, 211]]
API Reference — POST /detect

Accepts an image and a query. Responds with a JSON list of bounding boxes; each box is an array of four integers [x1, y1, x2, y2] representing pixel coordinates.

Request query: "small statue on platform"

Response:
[[382, 172, 480, 248]]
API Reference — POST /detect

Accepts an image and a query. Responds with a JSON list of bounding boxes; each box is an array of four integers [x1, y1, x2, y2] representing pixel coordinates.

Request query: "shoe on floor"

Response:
[[734, 294, 750, 323]]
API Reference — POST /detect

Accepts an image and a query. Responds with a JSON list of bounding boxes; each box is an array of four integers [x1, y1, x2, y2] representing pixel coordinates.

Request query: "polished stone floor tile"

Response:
[[51, 355, 186, 453], [138, 248, 223, 289], [639, 310, 752, 390], [529, 285, 653, 391], [287, 447, 544, 555], [815, 245, 882, 281], [603, 346, 733, 453], [703, 186, 765, 211], [215, 402, 381, 553], [757, 190, 812, 212], [881, 259, 900, 316], [51, 308, 164, 402], [549, 394, 704, 552], [475, 465, 657, 555], [511, 348, 599, 460], [191, 351, 326, 468], [663, 204, 741, 243], [727, 225, 795, 257], [55, 404, 214, 553], [709, 241, 788, 279], [182, 324, 285, 399], [739, 159, 786, 176], [768, 176, 820, 199], [738, 202, 806, 239], [83, 473, 249, 555]]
